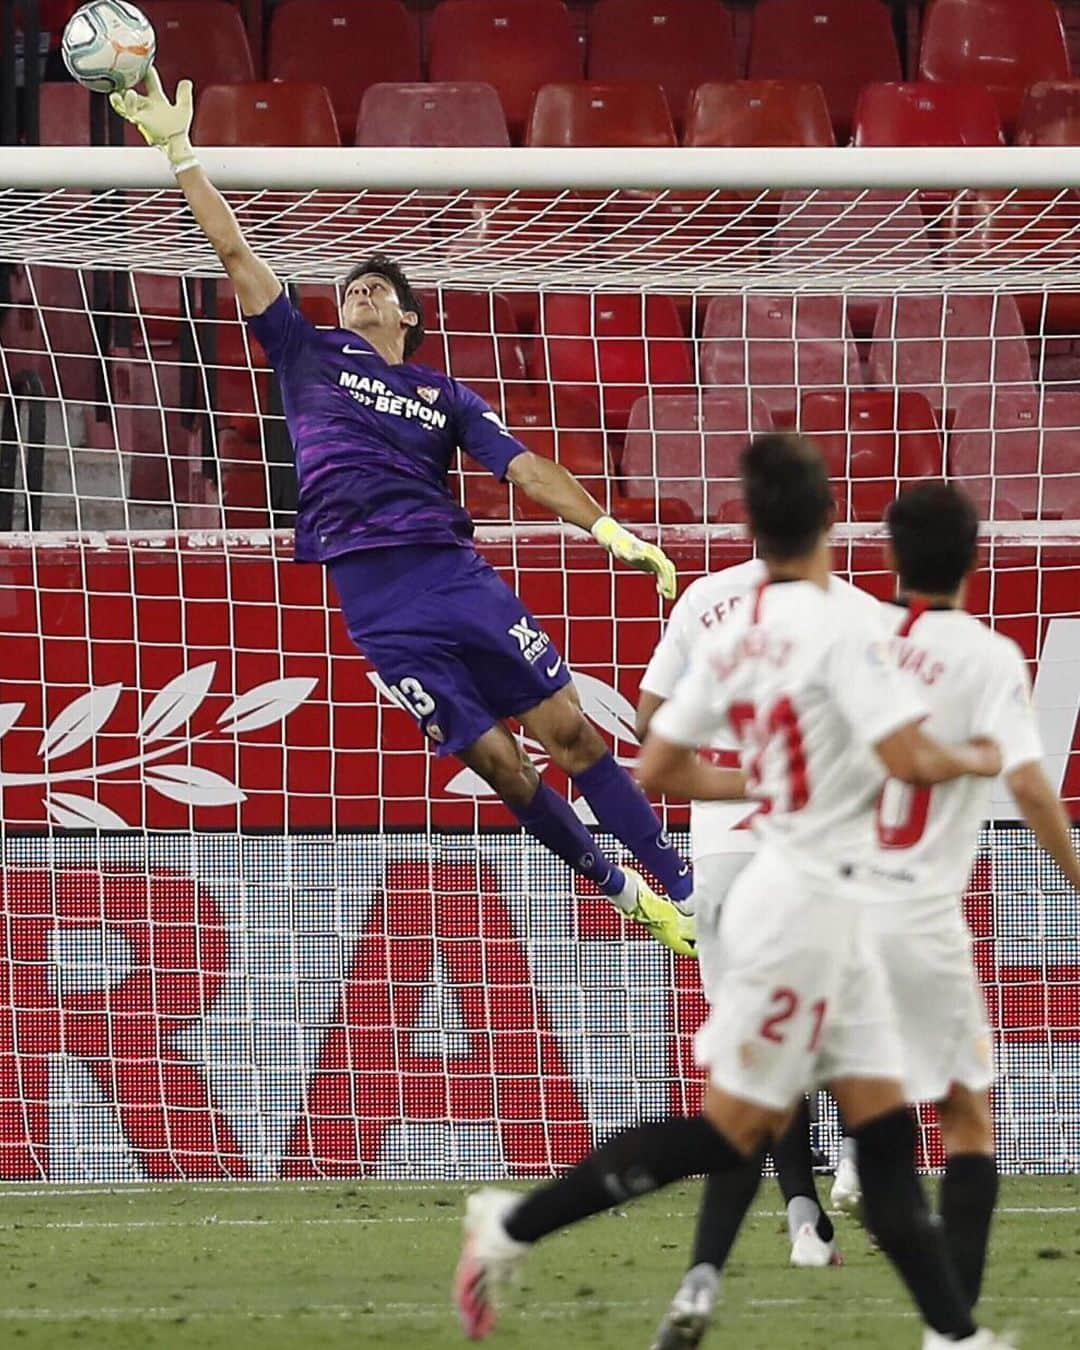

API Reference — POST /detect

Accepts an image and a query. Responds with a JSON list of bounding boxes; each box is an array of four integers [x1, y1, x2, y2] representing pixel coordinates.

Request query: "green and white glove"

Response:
[[591, 515, 677, 600], [110, 66, 196, 174]]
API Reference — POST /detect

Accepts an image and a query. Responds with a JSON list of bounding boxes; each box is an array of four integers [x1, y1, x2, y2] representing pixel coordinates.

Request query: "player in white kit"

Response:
[[637, 559, 884, 1278], [454, 436, 1008, 1349], [828, 483, 1080, 1333]]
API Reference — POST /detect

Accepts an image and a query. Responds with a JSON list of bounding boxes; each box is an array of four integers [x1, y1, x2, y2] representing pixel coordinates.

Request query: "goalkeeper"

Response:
[[113, 70, 702, 954]]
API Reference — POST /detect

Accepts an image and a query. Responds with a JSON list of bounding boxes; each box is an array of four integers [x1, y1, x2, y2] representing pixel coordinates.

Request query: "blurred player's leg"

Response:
[[773, 1098, 841, 1266], [830, 1131, 862, 1214], [937, 1085, 998, 1309]]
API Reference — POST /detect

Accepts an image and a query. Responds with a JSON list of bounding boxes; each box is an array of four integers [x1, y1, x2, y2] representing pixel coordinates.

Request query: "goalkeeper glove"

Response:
[[110, 67, 197, 175], [591, 515, 677, 600]]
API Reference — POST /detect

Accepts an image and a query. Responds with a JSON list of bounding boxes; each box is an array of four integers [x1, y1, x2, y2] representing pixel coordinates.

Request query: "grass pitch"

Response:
[[0, 1176, 1076, 1348]]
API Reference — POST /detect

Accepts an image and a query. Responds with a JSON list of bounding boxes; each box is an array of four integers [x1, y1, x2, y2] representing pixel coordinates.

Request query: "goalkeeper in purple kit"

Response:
[[112, 69, 696, 953]]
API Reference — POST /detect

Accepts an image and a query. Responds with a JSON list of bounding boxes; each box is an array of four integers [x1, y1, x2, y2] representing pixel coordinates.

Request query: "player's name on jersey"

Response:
[[338, 371, 449, 429]]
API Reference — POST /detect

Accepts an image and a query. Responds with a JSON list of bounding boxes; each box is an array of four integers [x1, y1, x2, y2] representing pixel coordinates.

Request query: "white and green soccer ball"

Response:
[[62, 0, 156, 95]]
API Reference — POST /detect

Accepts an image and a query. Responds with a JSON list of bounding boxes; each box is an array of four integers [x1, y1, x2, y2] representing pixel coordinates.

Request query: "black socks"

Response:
[[505, 1115, 747, 1245], [691, 1149, 765, 1269], [772, 1097, 834, 1243], [940, 1152, 999, 1308], [854, 1109, 977, 1341]]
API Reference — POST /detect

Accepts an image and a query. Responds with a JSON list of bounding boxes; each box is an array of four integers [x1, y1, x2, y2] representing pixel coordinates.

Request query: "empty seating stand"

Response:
[[683, 80, 835, 147], [193, 83, 340, 146], [587, 0, 737, 134], [140, 1, 254, 92], [526, 81, 676, 146], [355, 82, 510, 146], [852, 82, 1004, 146]]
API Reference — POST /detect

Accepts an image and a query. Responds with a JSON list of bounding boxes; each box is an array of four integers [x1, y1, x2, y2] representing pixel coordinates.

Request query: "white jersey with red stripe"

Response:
[[652, 577, 927, 888], [870, 601, 1043, 901], [642, 560, 887, 862]]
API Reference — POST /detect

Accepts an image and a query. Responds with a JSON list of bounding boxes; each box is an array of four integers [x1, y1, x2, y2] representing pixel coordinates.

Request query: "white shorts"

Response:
[[862, 894, 995, 1104], [694, 846, 904, 1112]]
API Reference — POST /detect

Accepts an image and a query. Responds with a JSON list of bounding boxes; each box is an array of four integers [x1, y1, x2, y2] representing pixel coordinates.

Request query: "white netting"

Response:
[[0, 150, 1078, 1181]]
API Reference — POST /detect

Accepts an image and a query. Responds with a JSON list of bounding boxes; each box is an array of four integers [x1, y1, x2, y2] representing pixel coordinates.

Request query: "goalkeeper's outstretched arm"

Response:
[[111, 69, 280, 317], [506, 451, 678, 600]]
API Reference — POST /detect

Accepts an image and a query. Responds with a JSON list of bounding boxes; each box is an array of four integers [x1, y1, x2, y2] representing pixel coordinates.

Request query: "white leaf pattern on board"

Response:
[[40, 684, 123, 761], [572, 672, 640, 749], [47, 792, 131, 830], [138, 663, 216, 743], [216, 678, 318, 735], [0, 703, 25, 741], [145, 764, 247, 807]]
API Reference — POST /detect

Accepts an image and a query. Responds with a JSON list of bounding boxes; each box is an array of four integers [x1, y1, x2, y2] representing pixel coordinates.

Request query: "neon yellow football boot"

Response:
[[623, 867, 697, 958]]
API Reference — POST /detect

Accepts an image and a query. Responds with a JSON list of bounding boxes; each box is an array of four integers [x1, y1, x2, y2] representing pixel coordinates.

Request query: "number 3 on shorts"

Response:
[[759, 987, 828, 1052], [390, 677, 436, 719]]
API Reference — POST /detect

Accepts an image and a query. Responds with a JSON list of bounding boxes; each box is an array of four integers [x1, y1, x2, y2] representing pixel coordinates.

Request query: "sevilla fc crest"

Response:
[[417, 386, 440, 405]]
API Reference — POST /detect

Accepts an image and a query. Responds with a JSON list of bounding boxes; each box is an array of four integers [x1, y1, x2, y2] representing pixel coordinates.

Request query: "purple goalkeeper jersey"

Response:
[[246, 292, 528, 563]]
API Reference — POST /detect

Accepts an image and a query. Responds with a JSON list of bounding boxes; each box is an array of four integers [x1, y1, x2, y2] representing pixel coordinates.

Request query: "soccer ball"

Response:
[[62, 0, 156, 95]]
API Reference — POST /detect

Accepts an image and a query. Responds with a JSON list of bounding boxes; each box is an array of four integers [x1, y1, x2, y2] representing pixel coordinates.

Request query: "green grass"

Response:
[[0, 1176, 1077, 1348]]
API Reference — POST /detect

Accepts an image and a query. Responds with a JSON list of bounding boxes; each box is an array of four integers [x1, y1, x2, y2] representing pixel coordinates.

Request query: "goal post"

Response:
[[0, 147, 1078, 1182]]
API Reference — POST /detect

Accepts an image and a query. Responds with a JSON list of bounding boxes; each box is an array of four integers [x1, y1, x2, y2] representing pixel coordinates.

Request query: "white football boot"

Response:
[[830, 1155, 863, 1215], [650, 1263, 720, 1349], [453, 1189, 528, 1340], [922, 1328, 1016, 1349], [790, 1221, 844, 1268]]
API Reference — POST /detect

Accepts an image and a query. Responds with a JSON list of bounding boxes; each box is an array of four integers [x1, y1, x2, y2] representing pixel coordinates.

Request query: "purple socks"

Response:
[[509, 780, 626, 897], [572, 752, 693, 903]]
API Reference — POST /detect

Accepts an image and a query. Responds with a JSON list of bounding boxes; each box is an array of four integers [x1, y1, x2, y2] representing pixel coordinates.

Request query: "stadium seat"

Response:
[[140, 2, 255, 92], [774, 192, 931, 335], [700, 294, 861, 426], [747, 0, 901, 141], [416, 291, 528, 405], [267, 0, 420, 142], [1016, 80, 1080, 145], [622, 392, 774, 520], [428, 0, 582, 142], [192, 83, 340, 146], [868, 293, 1035, 424], [799, 389, 943, 521], [355, 83, 510, 147], [586, 0, 738, 134], [531, 293, 694, 434], [949, 387, 1080, 519], [526, 82, 676, 146], [683, 81, 835, 147], [852, 82, 1004, 147], [919, 0, 1070, 134]]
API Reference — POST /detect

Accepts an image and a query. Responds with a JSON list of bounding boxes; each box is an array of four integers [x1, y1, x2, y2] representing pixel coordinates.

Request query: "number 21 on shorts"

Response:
[[760, 987, 828, 1051]]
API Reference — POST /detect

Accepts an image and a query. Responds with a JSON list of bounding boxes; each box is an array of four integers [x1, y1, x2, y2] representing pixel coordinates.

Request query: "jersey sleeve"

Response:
[[826, 616, 928, 747], [650, 635, 731, 748], [246, 292, 315, 371], [640, 587, 698, 699], [453, 384, 530, 481], [974, 642, 1043, 774]]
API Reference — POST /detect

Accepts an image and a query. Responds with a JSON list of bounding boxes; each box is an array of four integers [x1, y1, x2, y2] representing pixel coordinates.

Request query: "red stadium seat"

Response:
[[701, 294, 861, 426], [683, 81, 835, 147], [747, 0, 901, 141], [140, 2, 254, 92], [586, 0, 737, 134], [799, 389, 943, 521], [428, 0, 582, 142], [531, 293, 694, 434], [1016, 80, 1080, 145], [192, 83, 340, 146], [416, 291, 528, 405], [852, 82, 1004, 147], [949, 387, 1080, 519], [919, 0, 1069, 134], [622, 393, 774, 520], [355, 82, 510, 147], [526, 82, 676, 146], [268, 0, 420, 142], [868, 293, 1035, 424]]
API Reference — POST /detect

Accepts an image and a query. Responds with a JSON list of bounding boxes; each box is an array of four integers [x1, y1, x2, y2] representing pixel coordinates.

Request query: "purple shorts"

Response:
[[330, 545, 571, 755]]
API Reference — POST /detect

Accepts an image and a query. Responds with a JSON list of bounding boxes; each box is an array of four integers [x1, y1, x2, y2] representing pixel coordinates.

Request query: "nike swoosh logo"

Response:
[[677, 864, 691, 878], [545, 656, 563, 678], [342, 345, 373, 356]]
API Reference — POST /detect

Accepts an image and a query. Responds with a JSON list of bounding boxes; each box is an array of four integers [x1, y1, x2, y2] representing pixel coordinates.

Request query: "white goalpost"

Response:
[[0, 147, 1077, 1182]]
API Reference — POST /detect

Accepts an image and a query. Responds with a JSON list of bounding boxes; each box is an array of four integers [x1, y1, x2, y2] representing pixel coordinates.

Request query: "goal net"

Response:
[[0, 146, 1077, 1182]]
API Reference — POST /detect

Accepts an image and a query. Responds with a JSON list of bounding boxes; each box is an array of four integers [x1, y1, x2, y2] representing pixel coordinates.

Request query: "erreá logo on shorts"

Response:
[[507, 617, 551, 664]]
